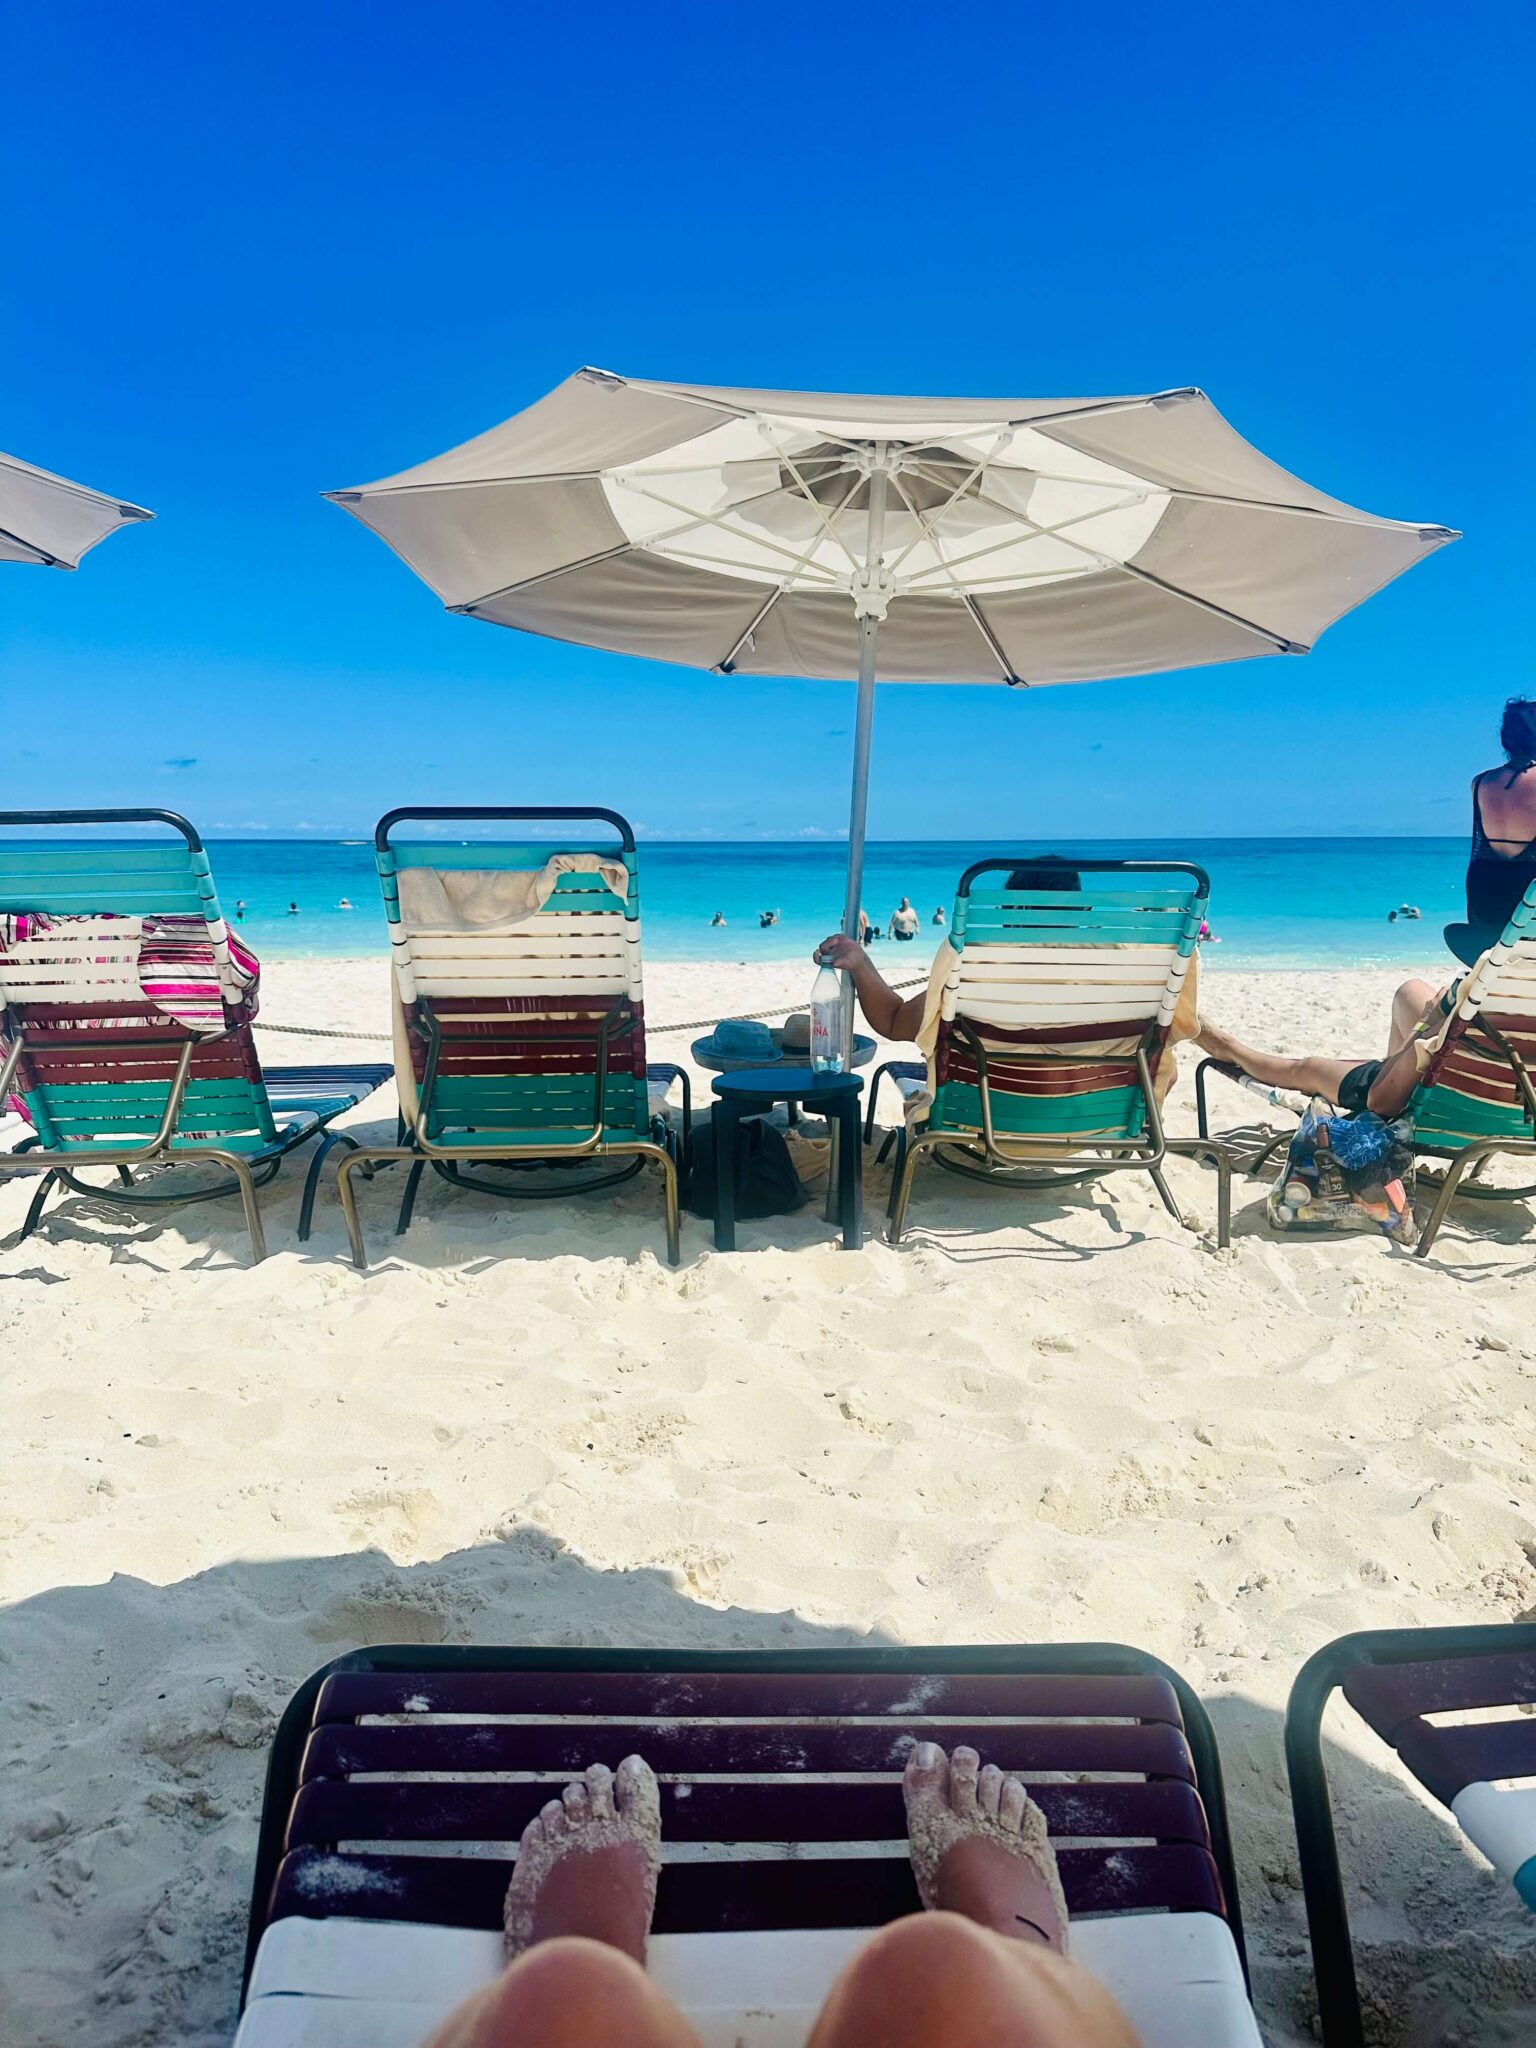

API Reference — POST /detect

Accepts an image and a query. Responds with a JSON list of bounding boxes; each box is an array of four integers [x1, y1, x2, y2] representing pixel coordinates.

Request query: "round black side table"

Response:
[[709, 1067, 864, 1251]]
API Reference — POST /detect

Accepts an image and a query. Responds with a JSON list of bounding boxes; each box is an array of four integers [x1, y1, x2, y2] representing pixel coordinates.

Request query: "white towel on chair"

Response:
[[396, 853, 628, 933]]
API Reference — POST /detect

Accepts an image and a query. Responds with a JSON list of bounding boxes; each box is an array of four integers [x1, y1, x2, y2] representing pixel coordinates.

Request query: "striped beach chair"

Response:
[[336, 807, 683, 1267], [1406, 881, 1536, 1254], [886, 858, 1230, 1248], [1195, 875, 1536, 1256], [1287, 1623, 1536, 2045], [0, 809, 389, 1262], [238, 1642, 1261, 2048]]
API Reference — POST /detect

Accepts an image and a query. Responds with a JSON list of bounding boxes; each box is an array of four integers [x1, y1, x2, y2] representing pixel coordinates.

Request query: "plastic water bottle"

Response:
[[810, 955, 844, 1074]]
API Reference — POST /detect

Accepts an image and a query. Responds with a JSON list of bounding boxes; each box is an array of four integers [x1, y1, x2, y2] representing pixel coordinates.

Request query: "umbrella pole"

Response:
[[838, 455, 889, 1065], [838, 610, 879, 1023], [824, 457, 887, 1229]]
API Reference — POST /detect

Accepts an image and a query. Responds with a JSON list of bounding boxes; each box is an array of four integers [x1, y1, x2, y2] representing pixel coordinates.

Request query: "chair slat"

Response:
[[315, 1669, 1185, 1722], [1344, 1651, 1536, 1735], [298, 1716, 1194, 1779], [268, 1839, 1224, 1935], [285, 1776, 1214, 1851]]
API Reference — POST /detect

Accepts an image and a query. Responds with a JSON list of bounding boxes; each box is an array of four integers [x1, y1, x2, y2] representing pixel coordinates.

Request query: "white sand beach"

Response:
[[2, 957, 1535, 2047]]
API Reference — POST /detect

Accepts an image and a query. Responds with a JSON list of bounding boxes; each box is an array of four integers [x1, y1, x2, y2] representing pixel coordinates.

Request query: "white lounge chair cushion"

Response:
[[235, 1910, 1260, 2047], [1452, 1780, 1536, 1890]]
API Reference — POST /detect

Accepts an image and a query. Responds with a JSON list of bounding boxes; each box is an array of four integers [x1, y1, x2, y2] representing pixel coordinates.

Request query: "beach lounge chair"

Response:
[[884, 858, 1231, 1248], [336, 807, 685, 1267], [1195, 874, 1536, 1256], [1286, 1622, 1536, 2046], [0, 809, 390, 1262], [238, 1641, 1261, 2048]]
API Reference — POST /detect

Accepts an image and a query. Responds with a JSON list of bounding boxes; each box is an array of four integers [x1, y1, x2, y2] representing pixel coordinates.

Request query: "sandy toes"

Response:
[[903, 1741, 1070, 1954], [503, 1754, 662, 1965]]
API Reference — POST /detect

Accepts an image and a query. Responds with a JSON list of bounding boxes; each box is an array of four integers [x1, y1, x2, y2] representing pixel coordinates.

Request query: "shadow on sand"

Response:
[[3, 1534, 1536, 2047]]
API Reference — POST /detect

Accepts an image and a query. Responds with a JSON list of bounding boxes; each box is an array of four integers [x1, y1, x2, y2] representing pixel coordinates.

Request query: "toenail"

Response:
[[914, 1741, 942, 1767]]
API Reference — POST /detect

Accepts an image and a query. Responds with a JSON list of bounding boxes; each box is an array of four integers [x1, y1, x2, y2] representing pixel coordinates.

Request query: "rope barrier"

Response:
[[250, 974, 931, 1044]]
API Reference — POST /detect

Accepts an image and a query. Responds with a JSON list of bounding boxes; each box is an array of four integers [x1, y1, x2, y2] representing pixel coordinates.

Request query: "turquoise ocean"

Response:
[[117, 837, 1469, 971]]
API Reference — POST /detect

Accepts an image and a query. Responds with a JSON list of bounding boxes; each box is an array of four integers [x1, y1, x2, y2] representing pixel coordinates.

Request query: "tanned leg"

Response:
[[1195, 1018, 1363, 1104], [421, 1756, 699, 2048], [807, 1745, 1141, 2048]]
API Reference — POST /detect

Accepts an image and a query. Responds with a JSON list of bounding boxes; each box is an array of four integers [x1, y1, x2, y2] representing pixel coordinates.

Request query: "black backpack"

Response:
[[684, 1115, 806, 1220]]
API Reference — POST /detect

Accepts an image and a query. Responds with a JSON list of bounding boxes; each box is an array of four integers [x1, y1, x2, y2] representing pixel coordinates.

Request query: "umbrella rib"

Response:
[[451, 540, 636, 613], [964, 596, 1025, 685], [605, 476, 848, 581], [761, 429, 864, 570], [899, 474, 1154, 588], [1112, 561, 1306, 651], [888, 390, 1191, 459], [0, 453, 151, 519], [717, 584, 788, 673], [0, 523, 58, 565], [883, 431, 1014, 578], [1110, 479, 1452, 535], [329, 459, 842, 497], [716, 473, 871, 671], [907, 467, 1300, 651]]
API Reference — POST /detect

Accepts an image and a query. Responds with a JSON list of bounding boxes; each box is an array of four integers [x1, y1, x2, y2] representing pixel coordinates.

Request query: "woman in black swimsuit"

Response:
[[1450, 697, 1536, 964], [1195, 699, 1536, 1120]]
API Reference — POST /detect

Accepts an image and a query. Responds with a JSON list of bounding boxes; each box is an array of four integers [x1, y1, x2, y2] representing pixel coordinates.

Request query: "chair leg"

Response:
[[116, 1166, 135, 1188], [1147, 1162, 1184, 1228], [337, 1148, 373, 1268], [202, 1149, 268, 1264], [396, 1159, 427, 1236], [1165, 1139, 1233, 1251], [655, 1143, 681, 1267], [18, 1170, 60, 1243], [713, 1106, 737, 1252], [1414, 1140, 1500, 1258], [298, 1132, 353, 1242], [838, 1101, 862, 1250], [886, 1133, 922, 1246]]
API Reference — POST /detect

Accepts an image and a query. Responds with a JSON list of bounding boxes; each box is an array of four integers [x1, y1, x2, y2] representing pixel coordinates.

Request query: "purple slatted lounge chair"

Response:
[[1287, 1622, 1536, 2045], [237, 1643, 1261, 2048]]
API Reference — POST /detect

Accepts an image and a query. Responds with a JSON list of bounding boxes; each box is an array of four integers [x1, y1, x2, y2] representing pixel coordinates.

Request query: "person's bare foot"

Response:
[[503, 1756, 661, 1966], [903, 1742, 1069, 1954], [1193, 1018, 1248, 1071]]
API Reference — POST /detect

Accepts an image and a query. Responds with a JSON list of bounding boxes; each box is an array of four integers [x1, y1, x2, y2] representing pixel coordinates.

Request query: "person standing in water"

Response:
[[888, 897, 920, 941], [932, 905, 946, 926]]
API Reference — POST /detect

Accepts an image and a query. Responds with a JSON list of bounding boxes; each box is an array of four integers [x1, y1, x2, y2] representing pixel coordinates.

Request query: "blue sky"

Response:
[[3, 2, 1530, 840]]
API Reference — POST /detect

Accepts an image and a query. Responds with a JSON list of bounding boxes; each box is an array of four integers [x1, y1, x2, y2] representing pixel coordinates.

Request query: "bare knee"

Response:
[[813, 1914, 1139, 2047], [850, 1909, 1006, 1978], [1392, 977, 1437, 1028], [431, 1938, 665, 2047]]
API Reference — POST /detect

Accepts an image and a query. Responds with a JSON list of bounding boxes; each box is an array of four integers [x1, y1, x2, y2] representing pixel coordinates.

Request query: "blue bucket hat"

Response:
[[692, 1018, 782, 1070]]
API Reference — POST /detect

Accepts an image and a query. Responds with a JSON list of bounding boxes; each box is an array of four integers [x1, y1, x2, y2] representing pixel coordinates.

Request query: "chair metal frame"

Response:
[[243, 1637, 1250, 2004], [885, 857, 1231, 1249], [1195, 1000, 1536, 1259], [1286, 1623, 1536, 2046], [337, 806, 684, 1268], [0, 808, 386, 1262]]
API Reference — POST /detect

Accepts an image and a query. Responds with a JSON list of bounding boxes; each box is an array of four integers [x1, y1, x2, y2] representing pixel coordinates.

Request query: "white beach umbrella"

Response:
[[328, 369, 1456, 1040], [0, 449, 153, 568]]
